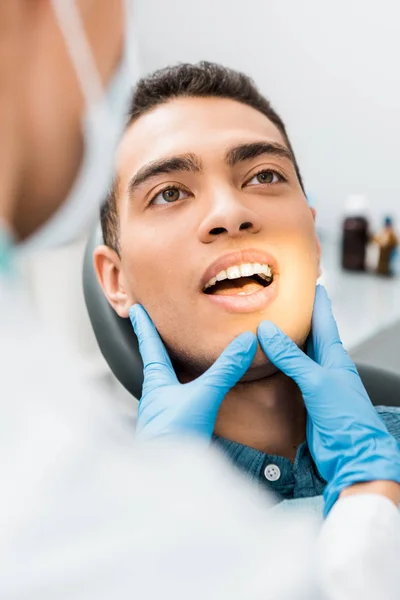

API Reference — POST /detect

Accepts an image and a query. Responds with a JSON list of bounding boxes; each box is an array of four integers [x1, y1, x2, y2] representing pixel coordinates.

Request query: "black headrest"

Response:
[[82, 225, 143, 399], [355, 363, 400, 407], [83, 226, 400, 407]]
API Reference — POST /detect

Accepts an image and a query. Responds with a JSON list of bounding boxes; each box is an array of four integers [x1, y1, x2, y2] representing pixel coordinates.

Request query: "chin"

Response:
[[239, 346, 279, 381], [189, 344, 277, 381], [171, 321, 310, 381]]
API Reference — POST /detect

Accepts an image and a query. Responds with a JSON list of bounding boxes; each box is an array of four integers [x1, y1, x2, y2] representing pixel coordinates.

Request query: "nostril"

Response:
[[209, 227, 227, 236], [239, 221, 253, 231]]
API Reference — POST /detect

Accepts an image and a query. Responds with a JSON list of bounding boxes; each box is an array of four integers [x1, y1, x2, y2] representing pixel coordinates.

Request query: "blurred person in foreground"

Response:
[[0, 4, 399, 600]]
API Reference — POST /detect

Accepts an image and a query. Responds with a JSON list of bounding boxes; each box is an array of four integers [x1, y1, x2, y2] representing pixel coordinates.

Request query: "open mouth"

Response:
[[203, 263, 274, 296]]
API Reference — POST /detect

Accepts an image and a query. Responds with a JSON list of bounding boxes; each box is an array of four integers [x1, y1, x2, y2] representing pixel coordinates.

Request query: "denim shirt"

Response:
[[213, 406, 400, 501]]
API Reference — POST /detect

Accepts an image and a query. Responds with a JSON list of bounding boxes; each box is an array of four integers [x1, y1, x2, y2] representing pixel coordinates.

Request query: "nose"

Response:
[[198, 193, 262, 243]]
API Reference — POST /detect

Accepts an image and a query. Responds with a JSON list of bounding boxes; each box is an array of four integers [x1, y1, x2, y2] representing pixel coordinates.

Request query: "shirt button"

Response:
[[264, 464, 281, 482]]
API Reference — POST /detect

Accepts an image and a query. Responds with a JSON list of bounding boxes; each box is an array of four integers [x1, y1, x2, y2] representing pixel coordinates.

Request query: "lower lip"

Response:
[[203, 279, 278, 313]]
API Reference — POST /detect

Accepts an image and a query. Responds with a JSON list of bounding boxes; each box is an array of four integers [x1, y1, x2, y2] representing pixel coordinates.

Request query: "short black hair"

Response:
[[101, 61, 304, 252]]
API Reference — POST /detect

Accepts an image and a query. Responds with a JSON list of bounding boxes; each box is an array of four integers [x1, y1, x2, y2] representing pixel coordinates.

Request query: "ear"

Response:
[[310, 207, 322, 276], [93, 245, 131, 318]]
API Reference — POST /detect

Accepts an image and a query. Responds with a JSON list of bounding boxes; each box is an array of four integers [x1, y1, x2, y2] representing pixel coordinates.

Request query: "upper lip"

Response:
[[200, 248, 278, 291]]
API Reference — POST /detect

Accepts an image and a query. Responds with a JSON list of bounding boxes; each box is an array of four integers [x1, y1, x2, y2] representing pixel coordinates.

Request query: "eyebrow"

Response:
[[225, 142, 295, 167], [127, 153, 202, 196]]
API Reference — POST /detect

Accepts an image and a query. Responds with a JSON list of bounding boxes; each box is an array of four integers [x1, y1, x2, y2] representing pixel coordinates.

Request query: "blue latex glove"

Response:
[[258, 285, 400, 516], [129, 304, 258, 441]]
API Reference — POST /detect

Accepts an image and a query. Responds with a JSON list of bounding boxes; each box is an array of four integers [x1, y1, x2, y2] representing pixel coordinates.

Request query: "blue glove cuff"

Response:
[[323, 450, 400, 517]]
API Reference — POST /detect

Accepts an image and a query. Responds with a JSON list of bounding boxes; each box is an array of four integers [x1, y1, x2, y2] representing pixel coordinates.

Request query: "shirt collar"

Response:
[[213, 434, 326, 501]]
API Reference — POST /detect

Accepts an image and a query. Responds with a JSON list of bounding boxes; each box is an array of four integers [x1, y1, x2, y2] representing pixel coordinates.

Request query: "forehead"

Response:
[[116, 97, 287, 181]]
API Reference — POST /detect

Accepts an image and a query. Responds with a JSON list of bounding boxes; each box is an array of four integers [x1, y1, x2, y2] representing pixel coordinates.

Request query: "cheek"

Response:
[[271, 207, 319, 275], [120, 231, 183, 313], [281, 222, 319, 296], [268, 215, 318, 340], [119, 230, 198, 357]]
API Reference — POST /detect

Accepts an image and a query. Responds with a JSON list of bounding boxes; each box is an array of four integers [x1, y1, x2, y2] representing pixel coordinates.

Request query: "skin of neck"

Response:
[[0, 4, 25, 234], [214, 372, 306, 461], [0, 146, 18, 235], [177, 359, 306, 462]]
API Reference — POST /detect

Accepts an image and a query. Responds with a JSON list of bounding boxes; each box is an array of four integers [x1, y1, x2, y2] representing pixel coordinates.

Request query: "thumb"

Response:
[[201, 332, 258, 398], [258, 321, 319, 389], [129, 304, 177, 387]]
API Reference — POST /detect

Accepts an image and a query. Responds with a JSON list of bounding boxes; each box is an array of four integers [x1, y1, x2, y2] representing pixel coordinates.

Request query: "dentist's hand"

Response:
[[258, 285, 400, 516], [129, 305, 258, 442]]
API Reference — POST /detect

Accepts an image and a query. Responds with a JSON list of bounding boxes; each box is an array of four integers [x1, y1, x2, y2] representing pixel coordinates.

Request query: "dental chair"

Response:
[[83, 226, 400, 407]]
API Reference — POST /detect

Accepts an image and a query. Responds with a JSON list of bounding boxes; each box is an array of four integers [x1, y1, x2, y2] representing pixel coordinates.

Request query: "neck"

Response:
[[0, 16, 26, 240], [214, 371, 306, 461], [0, 183, 16, 239], [0, 105, 20, 237]]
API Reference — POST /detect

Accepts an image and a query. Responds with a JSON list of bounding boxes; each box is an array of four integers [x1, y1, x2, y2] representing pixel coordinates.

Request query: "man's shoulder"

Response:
[[376, 405, 400, 441]]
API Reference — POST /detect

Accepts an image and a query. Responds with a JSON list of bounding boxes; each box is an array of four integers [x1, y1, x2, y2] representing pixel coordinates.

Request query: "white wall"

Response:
[[135, 0, 400, 237]]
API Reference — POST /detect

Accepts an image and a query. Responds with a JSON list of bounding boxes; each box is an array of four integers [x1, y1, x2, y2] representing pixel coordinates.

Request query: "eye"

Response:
[[245, 169, 285, 187], [150, 186, 190, 206]]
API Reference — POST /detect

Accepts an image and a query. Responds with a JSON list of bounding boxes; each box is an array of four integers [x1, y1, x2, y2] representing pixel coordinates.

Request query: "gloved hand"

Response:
[[129, 304, 258, 441], [258, 285, 400, 516]]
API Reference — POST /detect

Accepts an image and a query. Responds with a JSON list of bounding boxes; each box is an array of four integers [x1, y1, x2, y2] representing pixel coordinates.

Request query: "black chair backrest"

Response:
[[83, 225, 143, 399], [355, 364, 400, 407], [83, 225, 400, 407]]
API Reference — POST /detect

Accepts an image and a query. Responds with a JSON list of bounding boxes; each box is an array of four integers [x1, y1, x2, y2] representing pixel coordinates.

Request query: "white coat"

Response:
[[0, 265, 399, 600]]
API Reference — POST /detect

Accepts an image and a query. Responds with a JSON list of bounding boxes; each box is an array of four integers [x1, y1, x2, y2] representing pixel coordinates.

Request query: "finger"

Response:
[[200, 332, 258, 400], [311, 285, 355, 370], [258, 321, 318, 389], [129, 304, 177, 386]]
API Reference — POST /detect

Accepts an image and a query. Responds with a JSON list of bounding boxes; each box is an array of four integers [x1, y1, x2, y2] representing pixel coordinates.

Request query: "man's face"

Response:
[[98, 97, 320, 378]]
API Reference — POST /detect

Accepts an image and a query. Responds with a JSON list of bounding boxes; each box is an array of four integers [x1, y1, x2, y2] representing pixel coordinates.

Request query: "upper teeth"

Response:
[[204, 263, 272, 290]]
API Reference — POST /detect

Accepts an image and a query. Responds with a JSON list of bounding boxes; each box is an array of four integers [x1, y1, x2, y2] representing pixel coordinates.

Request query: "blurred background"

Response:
[[23, 0, 400, 405]]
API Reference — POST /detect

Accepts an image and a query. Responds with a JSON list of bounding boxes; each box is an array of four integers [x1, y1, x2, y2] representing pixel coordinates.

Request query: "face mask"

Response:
[[0, 223, 15, 278], [20, 0, 139, 253]]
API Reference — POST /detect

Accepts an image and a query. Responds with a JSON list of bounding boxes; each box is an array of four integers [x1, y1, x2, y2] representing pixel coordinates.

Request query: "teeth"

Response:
[[208, 276, 217, 287], [240, 263, 254, 277], [204, 262, 273, 290], [260, 264, 272, 277], [227, 266, 241, 279]]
